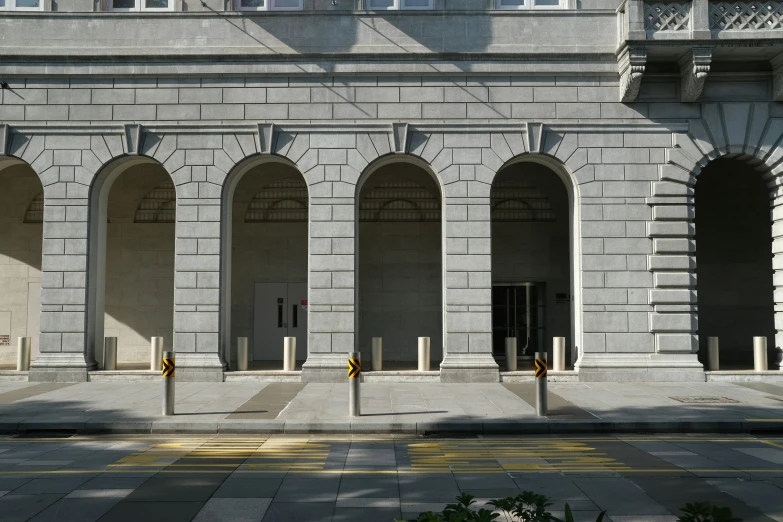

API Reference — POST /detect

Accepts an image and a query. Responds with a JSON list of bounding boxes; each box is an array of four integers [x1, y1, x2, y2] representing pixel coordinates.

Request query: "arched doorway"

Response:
[[87, 158, 176, 369], [491, 161, 572, 368], [357, 161, 443, 369], [695, 158, 775, 369], [222, 159, 308, 370], [0, 158, 43, 367]]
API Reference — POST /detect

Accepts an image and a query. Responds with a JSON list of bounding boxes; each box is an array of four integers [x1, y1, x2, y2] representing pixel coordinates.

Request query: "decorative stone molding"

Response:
[[123, 124, 142, 155], [679, 48, 712, 103], [0, 125, 7, 156], [618, 47, 647, 103], [391, 123, 409, 154], [256, 123, 275, 154], [644, 1, 692, 35], [524, 122, 543, 154], [650, 102, 783, 370]]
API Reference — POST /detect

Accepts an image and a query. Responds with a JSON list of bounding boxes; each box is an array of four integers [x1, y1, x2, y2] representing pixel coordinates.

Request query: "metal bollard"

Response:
[[372, 337, 383, 372], [348, 352, 361, 417], [16, 337, 31, 372], [707, 337, 719, 371], [535, 351, 548, 417], [418, 337, 431, 372], [162, 351, 175, 416], [150, 337, 163, 371], [505, 337, 517, 371], [104, 337, 118, 371], [553, 337, 566, 372], [284, 337, 296, 372], [754, 337, 768, 371], [237, 337, 249, 371]]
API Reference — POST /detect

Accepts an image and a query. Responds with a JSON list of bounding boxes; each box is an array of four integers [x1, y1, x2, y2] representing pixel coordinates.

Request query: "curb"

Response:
[[1, 419, 781, 435]]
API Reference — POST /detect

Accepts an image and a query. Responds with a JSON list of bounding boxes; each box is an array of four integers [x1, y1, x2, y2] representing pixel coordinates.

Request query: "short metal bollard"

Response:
[[16, 337, 31, 372], [104, 337, 118, 371], [754, 337, 768, 372], [535, 351, 547, 417], [348, 352, 361, 417], [162, 351, 175, 416], [553, 337, 566, 372], [418, 337, 430, 372], [237, 337, 249, 371], [284, 337, 296, 372], [372, 337, 383, 372], [505, 337, 517, 371], [150, 337, 163, 371], [707, 337, 719, 371]]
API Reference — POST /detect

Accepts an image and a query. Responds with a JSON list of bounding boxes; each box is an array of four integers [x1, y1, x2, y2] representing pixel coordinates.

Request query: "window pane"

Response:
[[16, 0, 41, 6], [367, 0, 394, 8], [0, 0, 6, 7], [403, 0, 429, 7], [240, 0, 265, 6], [273, 0, 300, 7], [499, 0, 525, 6], [145, 0, 169, 7], [113, 0, 136, 7], [533, 0, 560, 5]]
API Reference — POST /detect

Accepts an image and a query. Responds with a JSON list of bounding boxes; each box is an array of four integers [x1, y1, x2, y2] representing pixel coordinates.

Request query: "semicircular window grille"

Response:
[[134, 182, 176, 223], [245, 180, 309, 222], [360, 182, 440, 222], [491, 181, 556, 222], [24, 192, 44, 223]]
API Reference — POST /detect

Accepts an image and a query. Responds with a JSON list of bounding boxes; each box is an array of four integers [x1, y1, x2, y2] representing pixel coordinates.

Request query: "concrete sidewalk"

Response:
[[1, 381, 783, 435]]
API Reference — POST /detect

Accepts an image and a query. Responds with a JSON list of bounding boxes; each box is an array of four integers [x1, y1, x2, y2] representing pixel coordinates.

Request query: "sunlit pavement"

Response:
[[0, 434, 782, 521]]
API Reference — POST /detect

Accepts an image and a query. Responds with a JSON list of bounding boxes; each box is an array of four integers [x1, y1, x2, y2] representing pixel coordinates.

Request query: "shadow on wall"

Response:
[[0, 163, 43, 364], [358, 162, 443, 363], [695, 158, 776, 369], [104, 164, 175, 364]]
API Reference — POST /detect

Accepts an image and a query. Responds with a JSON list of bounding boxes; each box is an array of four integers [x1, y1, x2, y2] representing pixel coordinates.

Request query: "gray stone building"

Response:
[[0, 0, 781, 383]]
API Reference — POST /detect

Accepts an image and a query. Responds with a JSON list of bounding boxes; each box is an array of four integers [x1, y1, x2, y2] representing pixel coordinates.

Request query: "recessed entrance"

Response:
[[253, 282, 307, 366], [491, 283, 546, 361]]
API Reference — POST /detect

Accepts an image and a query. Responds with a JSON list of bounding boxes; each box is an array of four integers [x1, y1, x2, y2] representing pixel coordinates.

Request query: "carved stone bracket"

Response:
[[618, 46, 647, 103], [679, 47, 712, 103], [773, 53, 783, 102]]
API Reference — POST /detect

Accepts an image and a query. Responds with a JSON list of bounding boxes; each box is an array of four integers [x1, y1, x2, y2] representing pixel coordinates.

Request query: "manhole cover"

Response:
[[669, 396, 739, 404]]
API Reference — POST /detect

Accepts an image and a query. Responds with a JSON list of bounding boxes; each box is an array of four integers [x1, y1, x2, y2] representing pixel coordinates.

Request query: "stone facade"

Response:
[[0, 1, 782, 382]]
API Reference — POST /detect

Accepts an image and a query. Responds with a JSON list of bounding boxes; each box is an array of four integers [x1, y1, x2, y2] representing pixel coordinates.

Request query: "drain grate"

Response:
[[669, 396, 739, 404]]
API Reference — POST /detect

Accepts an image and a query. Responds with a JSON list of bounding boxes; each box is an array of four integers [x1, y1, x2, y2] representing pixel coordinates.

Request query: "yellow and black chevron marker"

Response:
[[348, 358, 361, 379], [162, 357, 176, 378], [535, 357, 547, 379]]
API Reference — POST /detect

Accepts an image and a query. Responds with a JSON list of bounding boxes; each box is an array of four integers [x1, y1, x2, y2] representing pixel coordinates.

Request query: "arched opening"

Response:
[[222, 159, 308, 370], [87, 157, 176, 369], [0, 158, 43, 367], [357, 160, 443, 369], [491, 160, 573, 369], [695, 157, 775, 369]]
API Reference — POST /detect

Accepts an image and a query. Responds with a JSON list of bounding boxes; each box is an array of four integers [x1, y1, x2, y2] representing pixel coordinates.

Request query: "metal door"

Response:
[[491, 283, 546, 358], [253, 282, 308, 362], [287, 283, 308, 360], [253, 283, 288, 361]]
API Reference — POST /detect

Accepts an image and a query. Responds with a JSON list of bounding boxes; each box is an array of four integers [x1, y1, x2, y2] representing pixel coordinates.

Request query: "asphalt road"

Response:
[[0, 433, 782, 521]]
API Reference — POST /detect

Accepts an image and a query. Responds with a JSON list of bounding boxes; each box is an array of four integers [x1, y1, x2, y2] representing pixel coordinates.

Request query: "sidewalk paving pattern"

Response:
[[0, 434, 782, 521], [0, 381, 783, 434]]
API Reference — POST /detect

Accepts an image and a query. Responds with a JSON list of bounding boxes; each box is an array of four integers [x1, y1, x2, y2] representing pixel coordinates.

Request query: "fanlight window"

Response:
[[24, 192, 44, 224], [491, 181, 556, 222], [245, 180, 308, 222], [360, 182, 440, 222], [134, 182, 176, 223]]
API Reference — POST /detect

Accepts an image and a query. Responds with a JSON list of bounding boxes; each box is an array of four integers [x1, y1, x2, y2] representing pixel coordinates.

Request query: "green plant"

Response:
[[558, 504, 606, 522], [677, 502, 742, 522], [488, 491, 558, 521]]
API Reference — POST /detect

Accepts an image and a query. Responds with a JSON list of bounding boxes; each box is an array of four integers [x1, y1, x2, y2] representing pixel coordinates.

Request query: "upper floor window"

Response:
[[109, 0, 173, 10], [366, 0, 432, 9], [0, 0, 44, 10], [235, 0, 303, 10], [496, 0, 563, 8]]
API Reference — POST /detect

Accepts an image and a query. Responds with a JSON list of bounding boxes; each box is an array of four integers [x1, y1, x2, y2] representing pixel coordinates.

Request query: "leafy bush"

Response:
[[397, 491, 606, 522], [677, 502, 741, 522]]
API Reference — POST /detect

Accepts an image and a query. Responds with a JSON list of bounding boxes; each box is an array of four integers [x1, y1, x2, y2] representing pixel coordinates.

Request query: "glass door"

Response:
[[491, 283, 546, 361]]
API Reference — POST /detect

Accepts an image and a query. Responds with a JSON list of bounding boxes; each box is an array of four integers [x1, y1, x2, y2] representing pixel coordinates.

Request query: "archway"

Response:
[[695, 158, 775, 369], [87, 157, 176, 369], [357, 160, 443, 369], [491, 160, 573, 369], [221, 158, 308, 370], [0, 158, 43, 367]]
